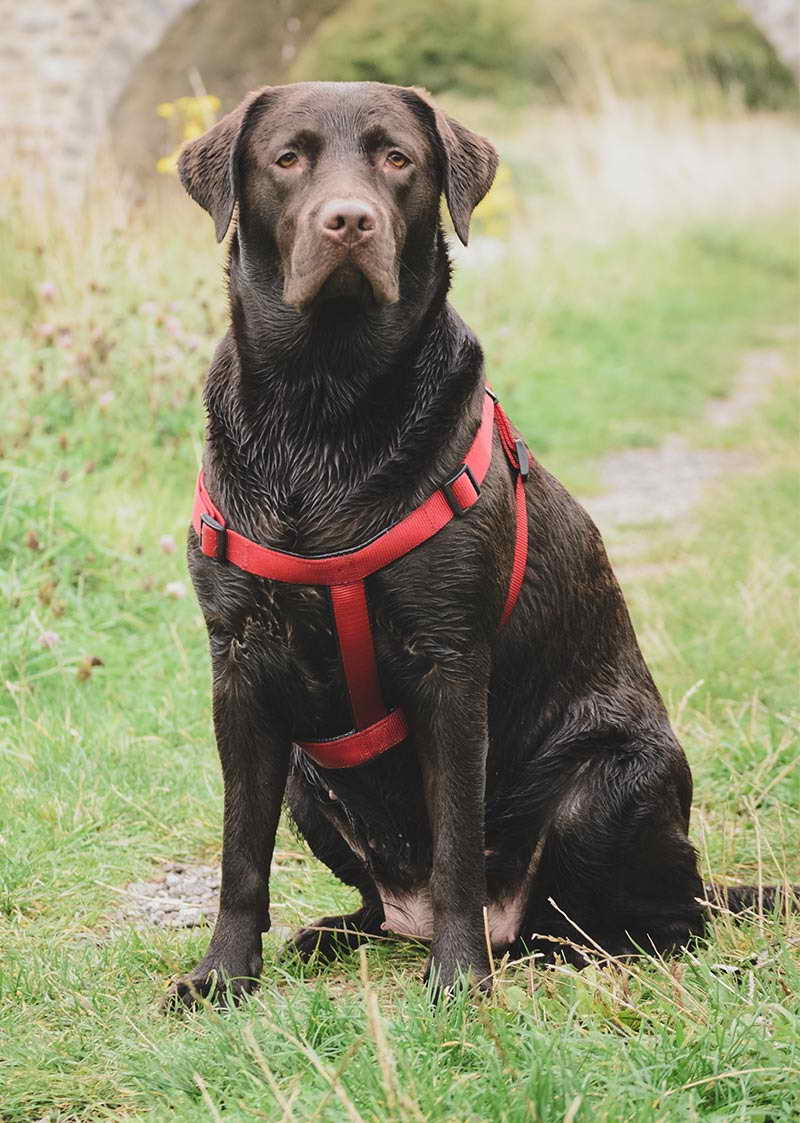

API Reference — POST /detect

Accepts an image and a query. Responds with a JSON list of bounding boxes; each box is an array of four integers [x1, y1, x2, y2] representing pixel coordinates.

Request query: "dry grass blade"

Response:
[[546, 897, 708, 1021], [241, 1025, 296, 1121], [563, 1094, 583, 1123], [359, 947, 398, 1113], [193, 1072, 223, 1122], [657, 1066, 795, 1102], [483, 904, 496, 987], [264, 1022, 367, 1123], [356, 950, 428, 1122]]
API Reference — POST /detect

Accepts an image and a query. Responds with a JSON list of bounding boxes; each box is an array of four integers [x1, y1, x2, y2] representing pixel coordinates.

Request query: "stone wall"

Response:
[[110, 0, 338, 182], [0, 0, 196, 202], [0, 0, 335, 204]]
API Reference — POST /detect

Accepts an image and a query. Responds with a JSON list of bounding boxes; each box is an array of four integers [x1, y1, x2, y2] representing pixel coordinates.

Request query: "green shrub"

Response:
[[292, 0, 533, 100], [291, 0, 797, 108]]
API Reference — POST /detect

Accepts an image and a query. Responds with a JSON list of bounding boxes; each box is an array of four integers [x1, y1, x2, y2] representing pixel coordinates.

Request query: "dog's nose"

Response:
[[320, 199, 376, 245]]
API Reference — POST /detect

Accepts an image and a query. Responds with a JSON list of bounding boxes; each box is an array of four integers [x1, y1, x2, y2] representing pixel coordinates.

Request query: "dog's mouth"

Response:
[[315, 261, 377, 306], [285, 242, 401, 312]]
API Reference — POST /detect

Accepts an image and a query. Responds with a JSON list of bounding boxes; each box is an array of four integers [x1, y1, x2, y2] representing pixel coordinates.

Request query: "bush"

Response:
[[291, 0, 797, 109], [292, 0, 533, 100]]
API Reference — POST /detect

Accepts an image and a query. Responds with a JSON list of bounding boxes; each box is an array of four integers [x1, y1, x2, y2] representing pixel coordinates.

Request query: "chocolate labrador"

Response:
[[167, 81, 786, 1006]]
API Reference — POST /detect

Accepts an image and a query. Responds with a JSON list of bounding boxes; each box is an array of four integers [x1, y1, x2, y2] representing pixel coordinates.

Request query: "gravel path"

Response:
[[117, 863, 220, 929], [581, 348, 787, 533]]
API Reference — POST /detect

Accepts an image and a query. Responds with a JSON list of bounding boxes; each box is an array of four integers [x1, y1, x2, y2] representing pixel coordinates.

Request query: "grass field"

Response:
[[1, 101, 799, 1120]]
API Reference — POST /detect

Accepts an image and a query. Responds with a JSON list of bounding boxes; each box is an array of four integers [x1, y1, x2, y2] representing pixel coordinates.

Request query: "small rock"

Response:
[[114, 863, 222, 930]]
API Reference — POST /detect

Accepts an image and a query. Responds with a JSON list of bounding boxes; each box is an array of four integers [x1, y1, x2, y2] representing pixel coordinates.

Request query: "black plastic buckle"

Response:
[[441, 464, 480, 517], [200, 512, 227, 561], [515, 439, 530, 482]]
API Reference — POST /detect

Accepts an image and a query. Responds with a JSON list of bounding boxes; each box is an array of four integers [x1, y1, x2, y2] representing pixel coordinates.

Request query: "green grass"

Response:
[[1, 184, 798, 1120], [455, 219, 799, 490]]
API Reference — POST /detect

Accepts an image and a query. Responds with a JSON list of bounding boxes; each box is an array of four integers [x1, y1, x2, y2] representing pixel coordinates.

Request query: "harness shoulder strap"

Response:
[[492, 398, 529, 626], [193, 392, 496, 583]]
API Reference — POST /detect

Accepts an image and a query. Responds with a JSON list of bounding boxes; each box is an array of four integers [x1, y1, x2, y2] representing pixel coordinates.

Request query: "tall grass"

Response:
[[443, 94, 800, 250]]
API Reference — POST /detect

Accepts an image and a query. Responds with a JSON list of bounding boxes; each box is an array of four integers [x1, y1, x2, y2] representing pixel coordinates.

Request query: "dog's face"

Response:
[[179, 82, 498, 311]]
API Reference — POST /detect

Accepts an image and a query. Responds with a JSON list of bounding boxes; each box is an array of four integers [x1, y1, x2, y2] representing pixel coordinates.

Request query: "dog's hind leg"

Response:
[[284, 772, 385, 961], [510, 734, 706, 966]]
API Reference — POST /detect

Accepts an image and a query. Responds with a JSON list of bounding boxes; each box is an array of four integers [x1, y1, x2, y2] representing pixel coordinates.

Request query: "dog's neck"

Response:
[[204, 229, 484, 546], [229, 229, 450, 406]]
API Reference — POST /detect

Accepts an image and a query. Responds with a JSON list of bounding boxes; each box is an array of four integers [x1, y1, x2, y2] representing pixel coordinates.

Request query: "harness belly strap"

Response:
[[192, 388, 529, 769]]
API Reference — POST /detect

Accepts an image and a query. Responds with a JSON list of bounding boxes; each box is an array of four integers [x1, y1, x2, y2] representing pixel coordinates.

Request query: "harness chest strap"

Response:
[[192, 388, 529, 769]]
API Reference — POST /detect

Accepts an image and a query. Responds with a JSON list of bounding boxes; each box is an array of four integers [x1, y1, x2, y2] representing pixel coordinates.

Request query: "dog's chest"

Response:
[[246, 581, 355, 732], [202, 554, 410, 745]]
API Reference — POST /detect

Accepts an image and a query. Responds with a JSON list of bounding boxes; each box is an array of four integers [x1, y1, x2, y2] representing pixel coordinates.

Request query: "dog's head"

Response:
[[178, 82, 497, 311]]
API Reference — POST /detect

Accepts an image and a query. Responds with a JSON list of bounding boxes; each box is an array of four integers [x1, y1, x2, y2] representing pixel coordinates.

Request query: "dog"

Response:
[[167, 81, 788, 1006]]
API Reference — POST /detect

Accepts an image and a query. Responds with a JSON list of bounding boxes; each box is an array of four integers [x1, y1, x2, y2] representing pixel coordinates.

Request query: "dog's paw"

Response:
[[285, 907, 383, 963], [423, 947, 493, 1001], [162, 952, 262, 1011]]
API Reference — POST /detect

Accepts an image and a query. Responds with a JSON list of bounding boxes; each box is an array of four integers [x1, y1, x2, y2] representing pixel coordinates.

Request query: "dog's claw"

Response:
[[162, 958, 261, 1011]]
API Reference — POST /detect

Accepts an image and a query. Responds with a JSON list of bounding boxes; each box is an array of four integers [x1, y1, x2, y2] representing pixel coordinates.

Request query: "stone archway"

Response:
[[109, 0, 339, 182], [0, 0, 337, 205], [1, 1, 196, 203]]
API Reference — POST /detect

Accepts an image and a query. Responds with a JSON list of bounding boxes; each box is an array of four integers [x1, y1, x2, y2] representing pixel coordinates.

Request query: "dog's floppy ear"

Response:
[[177, 87, 273, 242], [404, 87, 498, 246]]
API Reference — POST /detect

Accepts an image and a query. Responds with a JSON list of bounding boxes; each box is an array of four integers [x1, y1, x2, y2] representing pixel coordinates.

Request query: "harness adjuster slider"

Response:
[[200, 512, 227, 562], [515, 439, 530, 482], [441, 463, 481, 517]]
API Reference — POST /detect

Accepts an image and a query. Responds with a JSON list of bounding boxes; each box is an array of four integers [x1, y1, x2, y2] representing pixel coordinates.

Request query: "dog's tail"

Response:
[[703, 883, 800, 917]]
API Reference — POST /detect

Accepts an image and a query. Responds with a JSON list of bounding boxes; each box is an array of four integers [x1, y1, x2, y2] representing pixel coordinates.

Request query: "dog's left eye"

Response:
[[386, 151, 410, 169], [275, 152, 298, 168]]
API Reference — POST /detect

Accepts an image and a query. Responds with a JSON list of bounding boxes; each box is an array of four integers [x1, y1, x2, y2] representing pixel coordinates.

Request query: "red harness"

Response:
[[192, 387, 529, 769]]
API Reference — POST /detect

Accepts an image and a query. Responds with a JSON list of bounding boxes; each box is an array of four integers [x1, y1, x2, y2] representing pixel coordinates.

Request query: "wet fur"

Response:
[[166, 82, 795, 1007]]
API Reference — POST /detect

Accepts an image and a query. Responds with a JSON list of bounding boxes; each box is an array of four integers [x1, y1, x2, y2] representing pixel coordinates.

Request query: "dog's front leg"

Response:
[[414, 650, 492, 996], [165, 674, 289, 1008]]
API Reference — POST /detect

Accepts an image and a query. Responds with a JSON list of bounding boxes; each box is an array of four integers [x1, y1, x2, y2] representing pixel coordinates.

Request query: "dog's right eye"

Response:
[[386, 151, 410, 169], [275, 152, 298, 168]]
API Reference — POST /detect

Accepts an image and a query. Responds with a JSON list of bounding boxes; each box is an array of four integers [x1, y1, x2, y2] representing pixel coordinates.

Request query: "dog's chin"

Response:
[[286, 261, 399, 313], [316, 263, 375, 307]]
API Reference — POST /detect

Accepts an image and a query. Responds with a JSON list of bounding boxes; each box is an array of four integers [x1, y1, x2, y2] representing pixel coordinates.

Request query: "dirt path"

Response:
[[580, 347, 787, 533], [113, 346, 789, 931]]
